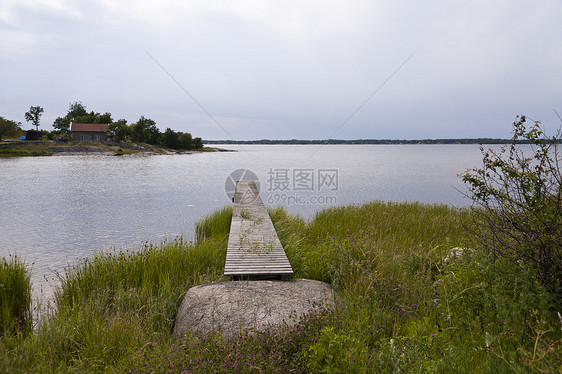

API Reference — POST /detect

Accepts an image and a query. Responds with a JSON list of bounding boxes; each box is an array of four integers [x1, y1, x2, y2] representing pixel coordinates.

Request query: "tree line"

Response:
[[0, 106, 44, 140], [204, 138, 523, 145], [0, 117, 22, 141], [1, 102, 203, 150]]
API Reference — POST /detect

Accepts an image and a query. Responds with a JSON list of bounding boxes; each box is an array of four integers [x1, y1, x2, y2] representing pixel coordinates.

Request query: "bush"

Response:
[[460, 115, 562, 304]]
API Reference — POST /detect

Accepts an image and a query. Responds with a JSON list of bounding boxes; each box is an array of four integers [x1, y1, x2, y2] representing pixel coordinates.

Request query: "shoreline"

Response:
[[0, 140, 235, 157]]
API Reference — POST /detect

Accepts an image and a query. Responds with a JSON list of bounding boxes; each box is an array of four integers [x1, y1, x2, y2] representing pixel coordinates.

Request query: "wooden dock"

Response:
[[224, 181, 293, 280]]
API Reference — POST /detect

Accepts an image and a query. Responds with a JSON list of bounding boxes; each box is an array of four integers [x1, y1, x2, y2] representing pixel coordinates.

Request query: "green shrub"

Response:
[[306, 326, 372, 373], [460, 116, 562, 304]]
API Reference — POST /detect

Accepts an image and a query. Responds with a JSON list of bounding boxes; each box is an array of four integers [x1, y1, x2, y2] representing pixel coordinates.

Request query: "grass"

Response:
[[113, 147, 137, 156], [0, 207, 232, 372], [0, 145, 52, 157], [0, 255, 31, 338], [1, 202, 561, 372]]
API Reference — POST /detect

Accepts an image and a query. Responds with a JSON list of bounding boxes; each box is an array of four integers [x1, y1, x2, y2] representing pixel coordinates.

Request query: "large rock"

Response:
[[173, 279, 333, 341]]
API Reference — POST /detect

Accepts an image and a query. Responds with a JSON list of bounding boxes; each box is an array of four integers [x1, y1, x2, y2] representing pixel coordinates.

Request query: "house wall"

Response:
[[72, 132, 106, 142]]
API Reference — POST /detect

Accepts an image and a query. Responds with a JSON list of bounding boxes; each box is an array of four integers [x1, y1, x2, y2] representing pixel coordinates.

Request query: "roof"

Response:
[[70, 123, 109, 132]]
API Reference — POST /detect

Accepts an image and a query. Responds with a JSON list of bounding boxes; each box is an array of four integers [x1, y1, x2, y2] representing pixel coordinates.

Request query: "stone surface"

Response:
[[173, 279, 333, 340]]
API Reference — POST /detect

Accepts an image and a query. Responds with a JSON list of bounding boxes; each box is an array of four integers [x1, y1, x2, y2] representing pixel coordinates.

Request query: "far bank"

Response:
[[0, 140, 233, 157]]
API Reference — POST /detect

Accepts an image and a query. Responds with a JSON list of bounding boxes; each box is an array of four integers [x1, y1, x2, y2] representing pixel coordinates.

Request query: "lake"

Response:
[[0, 144, 489, 299]]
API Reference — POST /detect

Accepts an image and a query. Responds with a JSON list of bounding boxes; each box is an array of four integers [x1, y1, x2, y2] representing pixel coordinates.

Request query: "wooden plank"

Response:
[[224, 180, 293, 278]]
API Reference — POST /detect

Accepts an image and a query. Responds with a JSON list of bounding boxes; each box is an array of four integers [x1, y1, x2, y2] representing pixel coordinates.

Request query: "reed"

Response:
[[195, 206, 232, 242], [271, 201, 470, 283], [0, 255, 31, 337], [0, 207, 231, 372]]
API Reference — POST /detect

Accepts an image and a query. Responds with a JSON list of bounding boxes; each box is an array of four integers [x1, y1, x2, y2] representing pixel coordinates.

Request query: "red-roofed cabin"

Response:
[[70, 123, 109, 142]]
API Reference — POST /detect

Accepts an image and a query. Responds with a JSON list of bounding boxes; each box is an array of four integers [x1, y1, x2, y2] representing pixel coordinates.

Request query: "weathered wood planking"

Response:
[[224, 181, 293, 279]]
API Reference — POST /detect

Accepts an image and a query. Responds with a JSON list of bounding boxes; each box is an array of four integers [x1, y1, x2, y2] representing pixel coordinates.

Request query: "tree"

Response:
[[161, 128, 179, 148], [192, 136, 203, 149], [95, 112, 113, 124], [53, 102, 113, 134], [52, 116, 71, 133], [67, 101, 88, 119], [106, 120, 130, 142], [74, 111, 113, 124], [177, 132, 192, 149], [460, 115, 562, 301], [159, 129, 201, 150], [52, 102, 86, 133], [24, 106, 44, 130], [0, 116, 22, 140], [129, 116, 159, 144]]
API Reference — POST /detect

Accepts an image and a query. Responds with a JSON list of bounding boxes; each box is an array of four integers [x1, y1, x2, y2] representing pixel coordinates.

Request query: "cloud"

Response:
[[1, 0, 561, 139]]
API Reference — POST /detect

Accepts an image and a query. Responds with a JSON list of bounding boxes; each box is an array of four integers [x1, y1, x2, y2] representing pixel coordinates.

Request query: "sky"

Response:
[[1, 0, 561, 140]]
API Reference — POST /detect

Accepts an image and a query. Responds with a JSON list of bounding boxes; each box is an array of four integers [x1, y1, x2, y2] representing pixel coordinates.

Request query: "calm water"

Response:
[[0, 144, 489, 298]]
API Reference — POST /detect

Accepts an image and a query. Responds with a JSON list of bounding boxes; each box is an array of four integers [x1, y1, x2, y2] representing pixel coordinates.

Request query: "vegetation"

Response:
[[52, 101, 112, 136], [51, 101, 203, 149], [24, 106, 44, 131], [0, 147, 51, 157], [204, 138, 518, 145], [1, 198, 560, 372], [0, 141, 139, 158], [0, 141, 54, 157], [461, 116, 561, 304], [2, 101, 206, 156], [0, 207, 232, 372], [0, 116, 22, 141], [109, 116, 203, 150], [0, 138, 207, 158], [0, 256, 31, 338], [25, 101, 204, 150], [106, 119, 129, 142]]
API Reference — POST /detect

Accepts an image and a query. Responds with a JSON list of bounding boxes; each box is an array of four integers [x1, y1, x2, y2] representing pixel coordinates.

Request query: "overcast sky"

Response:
[[1, 0, 561, 140]]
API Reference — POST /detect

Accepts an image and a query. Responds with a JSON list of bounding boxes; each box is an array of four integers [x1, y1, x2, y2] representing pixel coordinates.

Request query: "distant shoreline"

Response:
[[204, 138, 524, 145]]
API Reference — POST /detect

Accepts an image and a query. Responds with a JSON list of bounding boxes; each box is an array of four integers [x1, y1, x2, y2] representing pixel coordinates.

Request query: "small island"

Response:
[[0, 102, 222, 157]]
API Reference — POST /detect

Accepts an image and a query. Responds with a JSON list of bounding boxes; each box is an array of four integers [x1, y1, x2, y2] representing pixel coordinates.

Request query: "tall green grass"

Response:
[[0, 207, 232, 372], [1, 202, 561, 372], [195, 206, 233, 242], [267, 201, 561, 372], [270, 201, 469, 284], [0, 255, 31, 337]]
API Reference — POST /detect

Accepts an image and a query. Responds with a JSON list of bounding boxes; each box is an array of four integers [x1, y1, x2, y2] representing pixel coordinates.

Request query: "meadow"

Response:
[[0, 201, 560, 373]]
